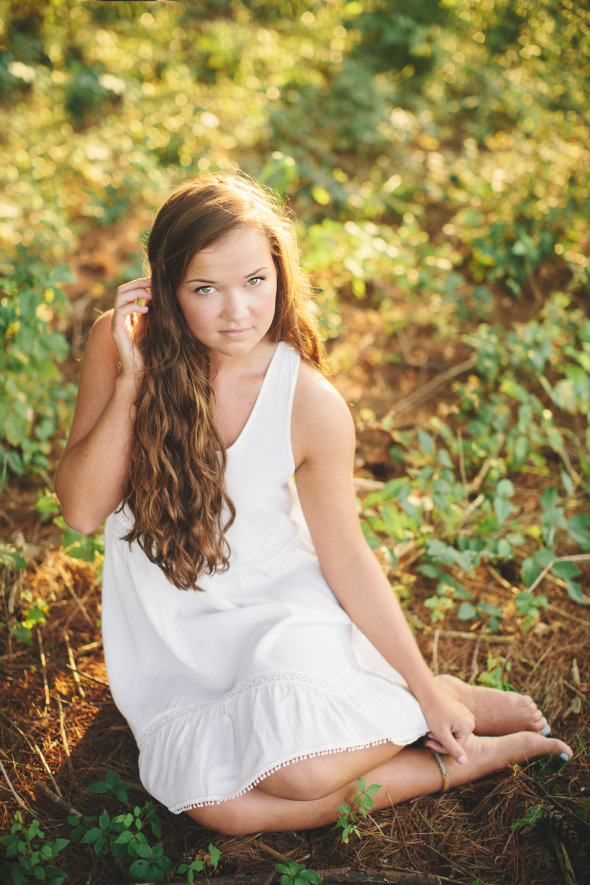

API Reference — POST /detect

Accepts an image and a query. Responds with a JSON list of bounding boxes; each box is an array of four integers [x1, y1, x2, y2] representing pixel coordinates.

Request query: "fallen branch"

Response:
[[34, 781, 82, 818], [438, 631, 514, 643]]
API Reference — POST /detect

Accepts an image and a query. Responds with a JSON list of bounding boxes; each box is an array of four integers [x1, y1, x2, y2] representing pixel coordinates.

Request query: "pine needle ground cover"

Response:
[[1, 1, 590, 883]]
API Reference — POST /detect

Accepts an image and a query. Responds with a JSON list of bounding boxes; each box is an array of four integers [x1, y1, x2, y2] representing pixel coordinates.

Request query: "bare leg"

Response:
[[186, 730, 571, 835], [434, 674, 548, 735]]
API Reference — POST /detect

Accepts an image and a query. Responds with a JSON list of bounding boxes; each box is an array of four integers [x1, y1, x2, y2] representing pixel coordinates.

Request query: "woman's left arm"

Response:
[[292, 366, 473, 764]]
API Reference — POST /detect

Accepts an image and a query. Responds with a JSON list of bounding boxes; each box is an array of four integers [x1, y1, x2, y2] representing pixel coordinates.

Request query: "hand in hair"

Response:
[[111, 277, 152, 380]]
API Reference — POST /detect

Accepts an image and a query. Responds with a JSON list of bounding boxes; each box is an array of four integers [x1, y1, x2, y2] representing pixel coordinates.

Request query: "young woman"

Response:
[[55, 173, 571, 836]]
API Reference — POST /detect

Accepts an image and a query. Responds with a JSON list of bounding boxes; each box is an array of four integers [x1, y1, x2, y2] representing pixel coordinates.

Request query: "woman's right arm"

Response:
[[54, 279, 151, 533]]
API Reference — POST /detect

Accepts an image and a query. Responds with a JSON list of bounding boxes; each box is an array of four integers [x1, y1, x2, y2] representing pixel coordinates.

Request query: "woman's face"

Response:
[[176, 226, 278, 362]]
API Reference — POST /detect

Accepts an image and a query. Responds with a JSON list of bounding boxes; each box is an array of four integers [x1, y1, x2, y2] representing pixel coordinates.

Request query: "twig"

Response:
[[527, 553, 590, 595], [0, 710, 62, 798], [57, 696, 74, 776], [487, 565, 513, 591], [563, 678, 586, 699], [0, 759, 36, 816], [249, 839, 291, 862], [37, 629, 51, 711], [64, 631, 85, 698], [34, 780, 82, 818], [559, 446, 583, 490], [51, 556, 93, 626], [545, 827, 577, 885], [465, 433, 506, 492], [548, 604, 590, 628], [457, 493, 484, 528], [438, 630, 514, 643], [468, 626, 485, 684], [432, 629, 440, 676], [50, 658, 110, 687], [385, 358, 477, 420]]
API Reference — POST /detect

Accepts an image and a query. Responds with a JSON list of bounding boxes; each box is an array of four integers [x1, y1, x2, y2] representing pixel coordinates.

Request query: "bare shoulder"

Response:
[[63, 310, 120, 453], [292, 359, 355, 469], [85, 309, 119, 361]]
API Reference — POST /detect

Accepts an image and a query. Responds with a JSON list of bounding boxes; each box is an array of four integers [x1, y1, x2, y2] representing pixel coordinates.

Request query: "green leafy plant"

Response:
[[334, 778, 381, 843], [70, 802, 172, 884], [274, 860, 322, 885], [0, 812, 69, 885], [178, 844, 222, 884], [85, 770, 129, 804], [0, 263, 76, 483], [511, 804, 545, 831], [35, 490, 105, 568], [477, 652, 513, 691]]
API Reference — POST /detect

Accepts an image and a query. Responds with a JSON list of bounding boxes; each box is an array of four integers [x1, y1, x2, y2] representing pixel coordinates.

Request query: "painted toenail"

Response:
[[559, 752, 570, 762], [457, 755, 467, 765], [542, 726, 551, 736]]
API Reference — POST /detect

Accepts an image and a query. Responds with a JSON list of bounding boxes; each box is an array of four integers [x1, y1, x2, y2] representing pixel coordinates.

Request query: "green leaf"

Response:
[[417, 564, 443, 579], [85, 782, 110, 794], [560, 470, 574, 496], [551, 561, 581, 579], [478, 602, 504, 618], [496, 479, 515, 498], [114, 831, 134, 845], [128, 859, 151, 879], [540, 486, 558, 510], [457, 601, 477, 620], [209, 844, 221, 868], [47, 840, 69, 858], [566, 580, 586, 606], [567, 514, 590, 549], [418, 428, 435, 455], [0, 543, 27, 569], [81, 828, 102, 844], [494, 496, 516, 526], [521, 558, 540, 588]]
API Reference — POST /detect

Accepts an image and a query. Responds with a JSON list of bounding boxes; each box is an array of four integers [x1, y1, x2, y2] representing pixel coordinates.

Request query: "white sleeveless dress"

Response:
[[102, 341, 428, 813]]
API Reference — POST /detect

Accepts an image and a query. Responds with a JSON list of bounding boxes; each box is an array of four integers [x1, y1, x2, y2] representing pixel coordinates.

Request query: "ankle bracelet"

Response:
[[431, 750, 449, 792]]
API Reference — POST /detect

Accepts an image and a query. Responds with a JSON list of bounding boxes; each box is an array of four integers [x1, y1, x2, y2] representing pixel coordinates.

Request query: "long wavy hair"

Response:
[[121, 172, 328, 590]]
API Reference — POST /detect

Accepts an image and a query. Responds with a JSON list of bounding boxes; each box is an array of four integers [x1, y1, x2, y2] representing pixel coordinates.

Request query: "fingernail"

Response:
[[542, 726, 551, 736], [559, 752, 570, 762], [457, 755, 467, 765]]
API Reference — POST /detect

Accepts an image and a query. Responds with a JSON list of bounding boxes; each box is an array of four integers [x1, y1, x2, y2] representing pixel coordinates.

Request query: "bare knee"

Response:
[[258, 758, 344, 801], [185, 801, 255, 836]]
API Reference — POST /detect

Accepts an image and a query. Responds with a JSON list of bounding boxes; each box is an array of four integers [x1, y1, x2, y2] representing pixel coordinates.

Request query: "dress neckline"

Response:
[[226, 342, 283, 453]]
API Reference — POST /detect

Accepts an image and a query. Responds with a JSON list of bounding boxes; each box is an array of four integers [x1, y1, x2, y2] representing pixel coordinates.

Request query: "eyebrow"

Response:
[[185, 265, 270, 284]]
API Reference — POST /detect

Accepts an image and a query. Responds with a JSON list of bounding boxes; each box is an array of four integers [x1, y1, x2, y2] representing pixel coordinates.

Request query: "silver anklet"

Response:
[[431, 750, 449, 792]]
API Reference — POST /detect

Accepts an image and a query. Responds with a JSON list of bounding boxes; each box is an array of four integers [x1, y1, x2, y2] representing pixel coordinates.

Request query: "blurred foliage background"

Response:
[[1, 0, 590, 631]]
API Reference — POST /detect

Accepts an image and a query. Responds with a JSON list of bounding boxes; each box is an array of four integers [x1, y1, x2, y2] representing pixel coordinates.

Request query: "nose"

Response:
[[222, 288, 249, 323]]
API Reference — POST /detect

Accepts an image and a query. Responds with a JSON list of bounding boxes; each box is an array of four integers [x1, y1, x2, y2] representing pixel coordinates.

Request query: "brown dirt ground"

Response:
[[1, 223, 589, 885]]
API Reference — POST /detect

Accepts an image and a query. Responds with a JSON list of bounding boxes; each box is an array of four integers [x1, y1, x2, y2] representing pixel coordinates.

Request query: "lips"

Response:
[[220, 328, 250, 338]]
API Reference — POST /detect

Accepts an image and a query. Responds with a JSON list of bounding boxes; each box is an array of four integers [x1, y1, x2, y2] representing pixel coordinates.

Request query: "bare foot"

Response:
[[435, 674, 548, 736], [440, 730, 572, 791]]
